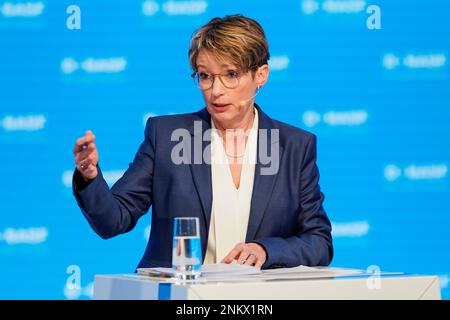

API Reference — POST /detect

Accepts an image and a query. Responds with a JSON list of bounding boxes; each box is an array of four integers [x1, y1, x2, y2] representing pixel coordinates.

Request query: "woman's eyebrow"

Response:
[[197, 64, 235, 69]]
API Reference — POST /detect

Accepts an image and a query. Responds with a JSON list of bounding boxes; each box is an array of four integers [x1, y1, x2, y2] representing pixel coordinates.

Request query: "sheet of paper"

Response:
[[201, 263, 261, 278], [136, 267, 176, 278], [262, 265, 364, 276], [136, 265, 366, 282]]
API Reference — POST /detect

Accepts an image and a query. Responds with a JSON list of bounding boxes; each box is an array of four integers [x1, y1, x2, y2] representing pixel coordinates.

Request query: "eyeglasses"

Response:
[[191, 69, 243, 90]]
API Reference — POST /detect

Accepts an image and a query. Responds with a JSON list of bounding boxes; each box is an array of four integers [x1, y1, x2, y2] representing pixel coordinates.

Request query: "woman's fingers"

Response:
[[73, 133, 95, 155], [73, 131, 99, 180]]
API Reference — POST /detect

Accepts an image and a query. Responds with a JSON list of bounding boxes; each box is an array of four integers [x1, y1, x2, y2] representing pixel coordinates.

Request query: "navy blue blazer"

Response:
[[73, 104, 333, 269]]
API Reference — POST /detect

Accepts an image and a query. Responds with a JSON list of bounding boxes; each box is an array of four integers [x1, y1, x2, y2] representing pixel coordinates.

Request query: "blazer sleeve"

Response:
[[255, 134, 334, 268], [72, 118, 156, 239]]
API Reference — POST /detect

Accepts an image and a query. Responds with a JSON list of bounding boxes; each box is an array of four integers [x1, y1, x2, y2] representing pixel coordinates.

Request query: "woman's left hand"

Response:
[[221, 242, 267, 268]]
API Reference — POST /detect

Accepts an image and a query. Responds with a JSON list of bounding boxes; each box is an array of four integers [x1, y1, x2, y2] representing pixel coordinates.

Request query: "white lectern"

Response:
[[93, 271, 441, 300]]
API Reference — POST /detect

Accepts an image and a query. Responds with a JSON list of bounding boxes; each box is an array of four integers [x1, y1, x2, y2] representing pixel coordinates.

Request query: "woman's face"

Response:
[[195, 50, 268, 128]]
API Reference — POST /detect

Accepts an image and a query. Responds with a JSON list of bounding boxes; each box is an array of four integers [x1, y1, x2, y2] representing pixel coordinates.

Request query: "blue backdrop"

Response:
[[0, 0, 449, 299]]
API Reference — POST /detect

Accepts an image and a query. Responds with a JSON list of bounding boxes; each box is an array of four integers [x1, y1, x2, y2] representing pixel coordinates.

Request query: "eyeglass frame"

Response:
[[190, 65, 259, 90]]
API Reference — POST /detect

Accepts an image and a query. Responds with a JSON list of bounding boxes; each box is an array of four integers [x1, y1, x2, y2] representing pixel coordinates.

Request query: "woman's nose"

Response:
[[211, 75, 226, 97]]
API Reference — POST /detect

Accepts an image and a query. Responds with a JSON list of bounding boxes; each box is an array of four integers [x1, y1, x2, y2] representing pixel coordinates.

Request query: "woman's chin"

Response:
[[209, 110, 236, 125]]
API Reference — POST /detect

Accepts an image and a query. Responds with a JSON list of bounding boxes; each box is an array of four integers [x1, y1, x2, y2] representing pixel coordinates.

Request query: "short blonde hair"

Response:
[[188, 14, 270, 72]]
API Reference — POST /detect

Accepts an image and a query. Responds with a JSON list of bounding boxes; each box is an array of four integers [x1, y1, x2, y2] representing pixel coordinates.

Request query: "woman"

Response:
[[72, 14, 333, 269]]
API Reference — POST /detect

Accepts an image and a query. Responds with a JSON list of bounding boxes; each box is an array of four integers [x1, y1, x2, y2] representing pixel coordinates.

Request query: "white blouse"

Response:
[[204, 108, 259, 264]]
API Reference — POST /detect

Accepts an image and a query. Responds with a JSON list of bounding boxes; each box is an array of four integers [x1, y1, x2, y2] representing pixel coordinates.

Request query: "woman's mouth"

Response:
[[211, 103, 231, 111]]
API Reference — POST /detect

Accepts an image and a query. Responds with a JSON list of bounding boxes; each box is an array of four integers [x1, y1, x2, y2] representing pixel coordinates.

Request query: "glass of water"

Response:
[[172, 217, 202, 280]]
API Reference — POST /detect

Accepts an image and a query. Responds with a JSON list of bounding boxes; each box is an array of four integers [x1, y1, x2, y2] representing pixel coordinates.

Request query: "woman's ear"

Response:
[[256, 64, 269, 87]]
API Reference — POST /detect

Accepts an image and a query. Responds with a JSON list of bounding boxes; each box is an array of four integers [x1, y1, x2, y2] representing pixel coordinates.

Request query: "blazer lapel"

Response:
[[246, 105, 284, 241], [187, 109, 213, 233]]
